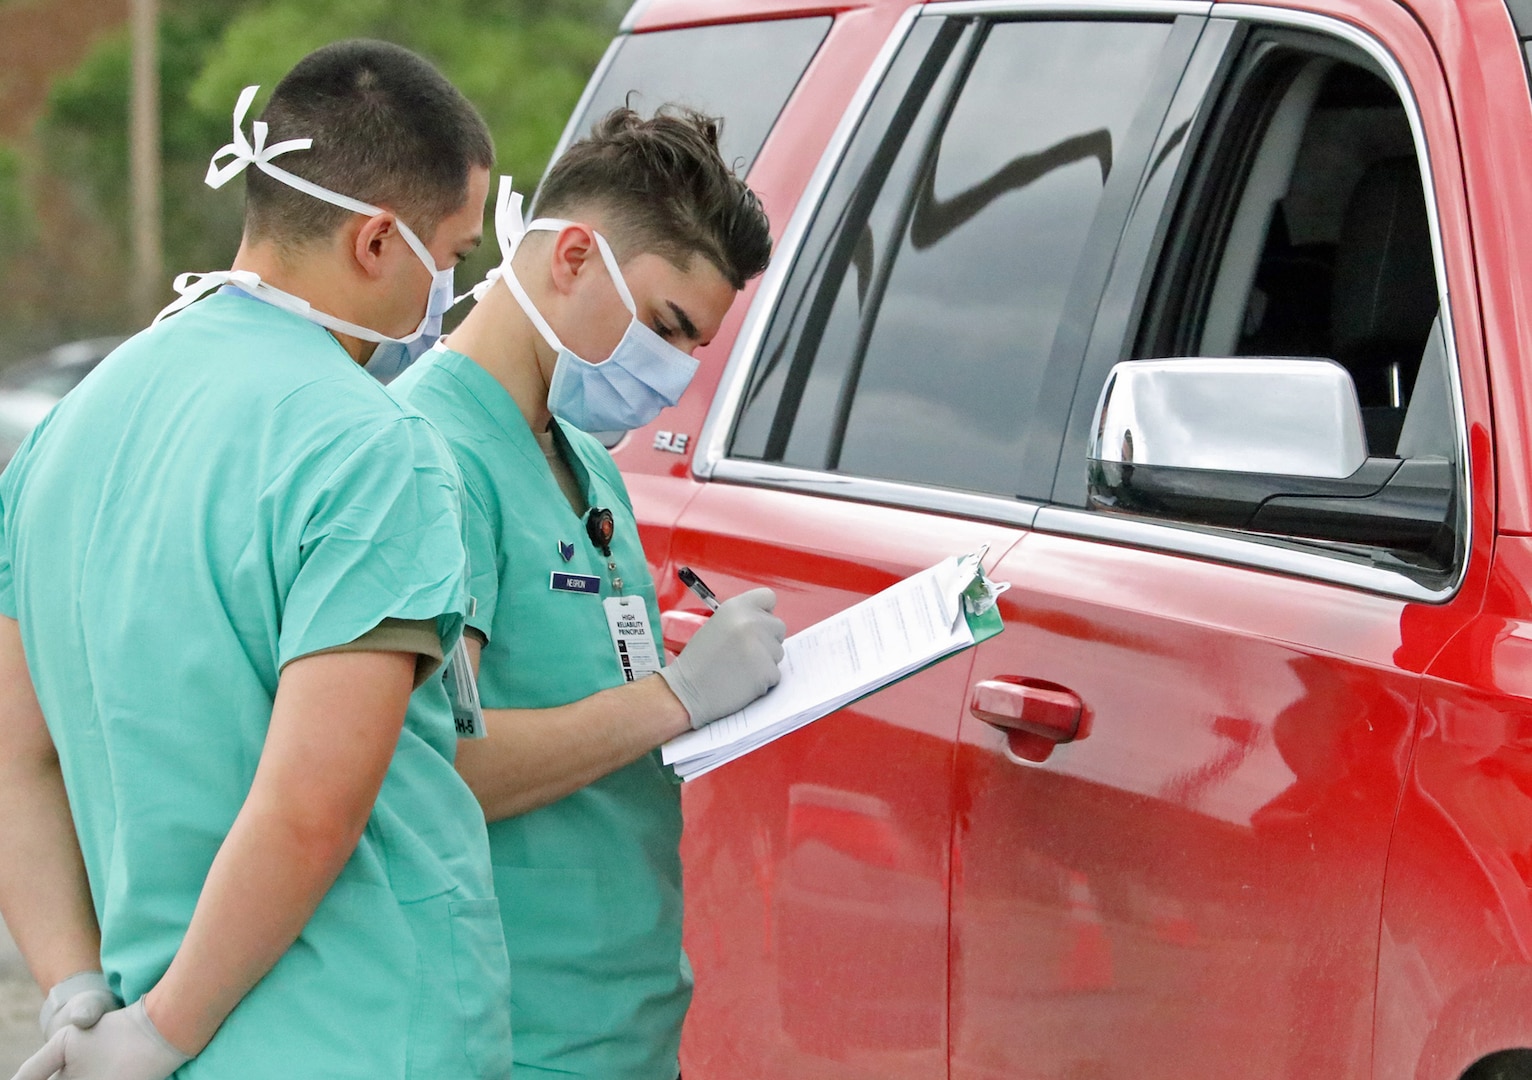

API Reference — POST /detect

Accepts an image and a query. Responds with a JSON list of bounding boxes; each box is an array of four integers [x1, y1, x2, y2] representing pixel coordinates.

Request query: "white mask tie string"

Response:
[[202, 85, 436, 272]]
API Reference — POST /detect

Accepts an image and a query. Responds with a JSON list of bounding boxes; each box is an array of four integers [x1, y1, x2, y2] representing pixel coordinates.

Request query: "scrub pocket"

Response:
[[402, 894, 514, 1080], [494, 866, 613, 1036], [450, 897, 515, 1078]]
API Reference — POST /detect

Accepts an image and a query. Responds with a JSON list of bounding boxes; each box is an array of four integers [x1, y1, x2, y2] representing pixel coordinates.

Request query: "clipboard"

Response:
[[661, 551, 1008, 780]]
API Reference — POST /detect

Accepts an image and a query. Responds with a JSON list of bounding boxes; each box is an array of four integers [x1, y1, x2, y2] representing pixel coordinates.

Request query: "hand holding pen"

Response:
[[661, 567, 786, 728]]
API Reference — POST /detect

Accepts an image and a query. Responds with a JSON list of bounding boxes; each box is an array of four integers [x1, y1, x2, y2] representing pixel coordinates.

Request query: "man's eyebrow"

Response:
[[666, 301, 698, 340]]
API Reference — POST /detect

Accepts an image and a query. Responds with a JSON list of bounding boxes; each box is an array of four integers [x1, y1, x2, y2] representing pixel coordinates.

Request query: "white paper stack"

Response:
[[661, 553, 989, 780]]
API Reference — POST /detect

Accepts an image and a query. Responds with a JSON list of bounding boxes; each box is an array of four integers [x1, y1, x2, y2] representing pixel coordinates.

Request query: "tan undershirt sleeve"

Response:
[[306, 617, 445, 689]]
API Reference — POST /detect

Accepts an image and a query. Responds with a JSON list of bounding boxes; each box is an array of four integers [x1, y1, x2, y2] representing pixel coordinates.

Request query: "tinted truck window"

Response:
[[569, 17, 830, 174], [732, 19, 1173, 497]]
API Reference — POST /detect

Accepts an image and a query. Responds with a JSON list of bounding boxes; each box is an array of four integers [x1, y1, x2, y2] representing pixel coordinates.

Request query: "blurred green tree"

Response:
[[1, 0, 617, 359], [0, 146, 33, 264]]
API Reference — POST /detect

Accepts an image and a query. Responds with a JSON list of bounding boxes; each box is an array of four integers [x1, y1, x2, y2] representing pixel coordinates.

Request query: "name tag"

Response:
[[550, 572, 602, 595], [603, 596, 662, 682]]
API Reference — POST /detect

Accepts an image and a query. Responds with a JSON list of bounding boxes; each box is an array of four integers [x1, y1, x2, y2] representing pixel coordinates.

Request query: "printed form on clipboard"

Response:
[[661, 551, 1008, 780]]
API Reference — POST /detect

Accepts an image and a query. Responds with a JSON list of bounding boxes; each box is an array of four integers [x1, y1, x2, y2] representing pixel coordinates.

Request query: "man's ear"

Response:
[[547, 224, 600, 297], [351, 212, 399, 280]]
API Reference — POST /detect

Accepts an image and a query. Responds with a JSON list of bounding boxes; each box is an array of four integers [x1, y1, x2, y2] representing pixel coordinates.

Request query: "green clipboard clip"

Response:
[[946, 544, 1009, 647]]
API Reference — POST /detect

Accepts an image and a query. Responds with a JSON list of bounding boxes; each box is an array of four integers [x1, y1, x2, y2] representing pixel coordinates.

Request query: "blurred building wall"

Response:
[[0, 0, 128, 139]]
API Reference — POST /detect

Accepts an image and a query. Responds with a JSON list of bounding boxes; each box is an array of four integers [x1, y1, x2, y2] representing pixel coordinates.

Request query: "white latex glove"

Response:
[[38, 972, 121, 1039], [660, 587, 786, 728], [12, 999, 189, 1080]]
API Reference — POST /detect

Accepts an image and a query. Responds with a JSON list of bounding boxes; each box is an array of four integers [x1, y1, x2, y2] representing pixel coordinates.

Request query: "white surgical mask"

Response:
[[473, 177, 700, 433], [154, 85, 463, 348]]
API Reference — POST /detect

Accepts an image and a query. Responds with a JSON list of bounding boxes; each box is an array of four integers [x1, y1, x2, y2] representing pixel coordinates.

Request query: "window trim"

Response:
[[1034, 505, 1456, 601], [706, 459, 1042, 528], [1039, 5, 1474, 603], [930, 0, 1209, 14]]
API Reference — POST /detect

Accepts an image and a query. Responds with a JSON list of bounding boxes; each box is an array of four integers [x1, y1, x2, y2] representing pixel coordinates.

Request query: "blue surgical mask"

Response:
[[473, 178, 701, 433], [365, 267, 457, 383]]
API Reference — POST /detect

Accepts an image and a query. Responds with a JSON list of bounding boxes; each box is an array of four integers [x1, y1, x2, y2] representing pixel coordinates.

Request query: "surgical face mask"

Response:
[[154, 84, 463, 346], [365, 268, 456, 383], [472, 178, 701, 433]]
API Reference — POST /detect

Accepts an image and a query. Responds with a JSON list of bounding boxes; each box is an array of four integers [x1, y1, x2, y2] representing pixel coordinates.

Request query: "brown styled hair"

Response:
[[244, 40, 493, 246], [532, 106, 771, 291]]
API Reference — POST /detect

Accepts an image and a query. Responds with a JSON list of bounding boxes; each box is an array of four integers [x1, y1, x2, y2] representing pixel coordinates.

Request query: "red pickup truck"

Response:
[[556, 1, 1532, 1076]]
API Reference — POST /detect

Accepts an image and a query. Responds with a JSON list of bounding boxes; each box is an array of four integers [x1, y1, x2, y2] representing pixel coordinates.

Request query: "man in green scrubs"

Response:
[[0, 42, 511, 1080], [388, 108, 780, 1079]]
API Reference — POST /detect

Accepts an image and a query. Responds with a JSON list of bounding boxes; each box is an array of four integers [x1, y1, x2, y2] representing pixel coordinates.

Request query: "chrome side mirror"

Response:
[[1090, 357, 1368, 477], [1088, 357, 1452, 552]]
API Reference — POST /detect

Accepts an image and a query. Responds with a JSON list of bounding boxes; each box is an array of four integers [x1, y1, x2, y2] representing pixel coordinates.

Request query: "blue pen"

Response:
[[677, 566, 721, 611]]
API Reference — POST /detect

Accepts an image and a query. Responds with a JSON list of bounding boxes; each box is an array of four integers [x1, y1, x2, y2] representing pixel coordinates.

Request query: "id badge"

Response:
[[442, 639, 487, 739], [603, 596, 662, 682]]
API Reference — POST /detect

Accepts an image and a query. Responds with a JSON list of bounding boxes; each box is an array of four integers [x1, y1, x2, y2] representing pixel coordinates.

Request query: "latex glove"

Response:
[[12, 999, 190, 1080], [39, 972, 121, 1039], [661, 587, 786, 728]]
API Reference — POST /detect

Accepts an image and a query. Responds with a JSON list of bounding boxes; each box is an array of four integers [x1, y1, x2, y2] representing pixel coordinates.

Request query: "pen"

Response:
[[677, 566, 721, 611]]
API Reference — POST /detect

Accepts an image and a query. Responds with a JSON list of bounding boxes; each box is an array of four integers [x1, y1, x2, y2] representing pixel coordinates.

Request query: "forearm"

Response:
[[141, 649, 416, 1056], [0, 615, 100, 992], [457, 673, 689, 821], [0, 751, 101, 991], [143, 796, 364, 1055]]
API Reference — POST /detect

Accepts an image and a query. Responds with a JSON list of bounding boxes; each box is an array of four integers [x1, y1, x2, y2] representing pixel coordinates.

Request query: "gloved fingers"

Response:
[[746, 625, 786, 667], [40, 972, 117, 1039], [58, 989, 120, 1036], [731, 586, 778, 613], [668, 583, 789, 728], [10, 1026, 67, 1080]]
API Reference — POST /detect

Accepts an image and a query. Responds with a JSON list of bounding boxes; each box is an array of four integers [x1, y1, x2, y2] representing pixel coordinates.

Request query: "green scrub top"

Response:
[[391, 346, 689, 1080], [0, 293, 513, 1079]]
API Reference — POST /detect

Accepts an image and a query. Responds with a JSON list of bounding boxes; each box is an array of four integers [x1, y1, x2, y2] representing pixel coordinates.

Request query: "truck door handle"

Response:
[[970, 679, 1085, 762], [661, 610, 708, 655]]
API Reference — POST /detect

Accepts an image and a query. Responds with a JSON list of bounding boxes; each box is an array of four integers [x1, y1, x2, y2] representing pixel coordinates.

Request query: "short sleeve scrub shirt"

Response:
[[0, 293, 512, 1079], [391, 345, 689, 1080]]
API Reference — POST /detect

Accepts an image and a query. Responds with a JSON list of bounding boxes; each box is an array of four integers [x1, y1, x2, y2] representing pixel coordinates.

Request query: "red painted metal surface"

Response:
[[952, 529, 1476, 1079], [1376, 533, 1532, 1079], [668, 484, 1025, 1078]]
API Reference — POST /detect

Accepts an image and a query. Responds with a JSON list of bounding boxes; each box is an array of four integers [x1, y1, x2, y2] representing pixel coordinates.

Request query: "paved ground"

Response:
[[0, 918, 42, 1074]]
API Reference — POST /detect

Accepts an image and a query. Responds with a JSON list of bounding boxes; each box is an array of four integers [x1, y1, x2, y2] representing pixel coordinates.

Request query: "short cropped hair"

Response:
[[245, 40, 494, 246], [533, 107, 771, 291]]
